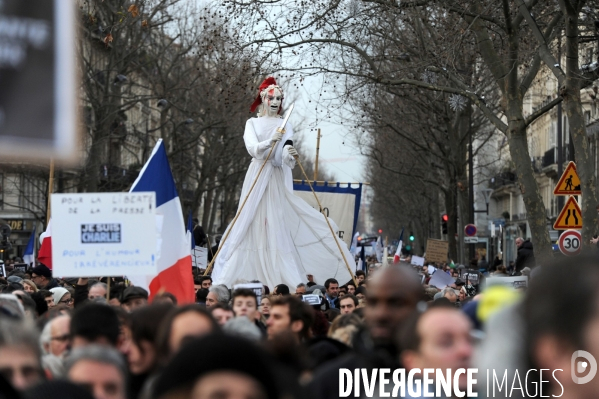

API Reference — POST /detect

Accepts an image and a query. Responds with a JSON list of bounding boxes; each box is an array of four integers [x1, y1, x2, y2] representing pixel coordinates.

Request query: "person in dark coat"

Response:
[[192, 218, 207, 247], [515, 237, 535, 273]]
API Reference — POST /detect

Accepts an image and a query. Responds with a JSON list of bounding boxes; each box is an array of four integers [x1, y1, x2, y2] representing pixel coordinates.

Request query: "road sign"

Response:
[[464, 236, 479, 244], [553, 196, 582, 230], [554, 161, 581, 195], [464, 224, 477, 237], [558, 229, 582, 256]]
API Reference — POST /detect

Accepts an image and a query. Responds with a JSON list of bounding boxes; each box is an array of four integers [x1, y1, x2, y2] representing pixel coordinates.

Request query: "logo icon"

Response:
[[571, 350, 597, 384]]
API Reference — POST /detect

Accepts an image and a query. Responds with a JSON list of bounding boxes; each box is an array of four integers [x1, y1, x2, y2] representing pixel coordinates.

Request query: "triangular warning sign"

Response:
[[554, 161, 581, 195], [553, 196, 582, 230]]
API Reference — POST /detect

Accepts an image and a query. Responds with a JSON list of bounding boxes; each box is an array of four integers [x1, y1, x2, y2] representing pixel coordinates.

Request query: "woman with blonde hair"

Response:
[[22, 279, 38, 293]]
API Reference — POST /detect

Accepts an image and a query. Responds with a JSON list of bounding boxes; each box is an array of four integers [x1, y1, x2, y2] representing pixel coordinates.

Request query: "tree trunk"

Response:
[[560, 2, 598, 247], [507, 118, 553, 264], [444, 186, 459, 262]]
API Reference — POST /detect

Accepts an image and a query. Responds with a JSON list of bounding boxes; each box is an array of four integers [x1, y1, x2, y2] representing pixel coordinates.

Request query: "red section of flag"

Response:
[[38, 234, 52, 270], [148, 255, 195, 304]]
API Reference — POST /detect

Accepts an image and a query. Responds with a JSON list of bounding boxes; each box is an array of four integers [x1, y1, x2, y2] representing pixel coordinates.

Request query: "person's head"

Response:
[[21, 280, 37, 294], [355, 270, 366, 283], [295, 283, 307, 297], [364, 265, 424, 346], [66, 345, 127, 399], [193, 279, 202, 294], [273, 284, 290, 296], [89, 283, 107, 301], [30, 265, 52, 289], [206, 285, 230, 308], [339, 294, 358, 315], [41, 314, 71, 359], [39, 289, 55, 309], [338, 286, 347, 297], [231, 289, 258, 319], [442, 288, 458, 303], [50, 287, 73, 308], [157, 305, 219, 359], [399, 302, 473, 391], [459, 287, 467, 302], [515, 237, 524, 248], [266, 296, 314, 342], [324, 278, 339, 298], [355, 286, 367, 301], [195, 288, 209, 305], [524, 255, 599, 398], [71, 303, 121, 349], [127, 304, 173, 375], [346, 282, 356, 295], [0, 318, 43, 391], [153, 292, 178, 306], [200, 276, 212, 290], [253, 78, 284, 118], [260, 296, 271, 316], [209, 303, 235, 327], [120, 286, 148, 312], [154, 334, 279, 399]]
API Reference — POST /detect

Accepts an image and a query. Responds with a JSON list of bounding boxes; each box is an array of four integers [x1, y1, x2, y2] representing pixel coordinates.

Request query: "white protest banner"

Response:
[[192, 246, 208, 270], [428, 270, 456, 290], [51, 192, 157, 277], [411, 255, 425, 266], [484, 276, 528, 290]]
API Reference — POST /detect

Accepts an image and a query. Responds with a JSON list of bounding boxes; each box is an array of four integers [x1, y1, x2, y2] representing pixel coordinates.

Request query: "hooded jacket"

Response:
[[515, 240, 535, 272]]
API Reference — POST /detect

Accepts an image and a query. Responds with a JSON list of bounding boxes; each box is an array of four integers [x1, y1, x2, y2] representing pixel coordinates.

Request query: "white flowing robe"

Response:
[[211, 116, 353, 288]]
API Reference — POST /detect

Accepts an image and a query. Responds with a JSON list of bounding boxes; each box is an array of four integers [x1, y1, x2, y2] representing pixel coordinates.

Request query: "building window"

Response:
[[19, 174, 45, 214]]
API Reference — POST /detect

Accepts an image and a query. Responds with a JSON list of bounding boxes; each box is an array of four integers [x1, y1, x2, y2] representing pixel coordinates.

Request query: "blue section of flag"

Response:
[[292, 181, 363, 238], [398, 228, 404, 242], [131, 140, 178, 207], [187, 210, 196, 249], [24, 226, 36, 257]]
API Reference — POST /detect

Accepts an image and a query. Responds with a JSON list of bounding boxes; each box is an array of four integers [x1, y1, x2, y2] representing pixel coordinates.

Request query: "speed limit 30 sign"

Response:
[[558, 229, 582, 256]]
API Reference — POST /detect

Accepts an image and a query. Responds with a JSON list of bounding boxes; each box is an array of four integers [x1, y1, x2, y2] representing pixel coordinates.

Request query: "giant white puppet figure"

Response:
[[211, 77, 353, 288]]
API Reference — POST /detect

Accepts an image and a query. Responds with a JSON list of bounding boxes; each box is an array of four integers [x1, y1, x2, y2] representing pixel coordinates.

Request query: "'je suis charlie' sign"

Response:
[[51, 193, 157, 277]]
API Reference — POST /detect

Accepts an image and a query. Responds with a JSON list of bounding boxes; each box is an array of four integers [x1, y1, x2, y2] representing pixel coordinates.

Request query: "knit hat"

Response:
[[50, 287, 69, 305], [154, 334, 278, 399]]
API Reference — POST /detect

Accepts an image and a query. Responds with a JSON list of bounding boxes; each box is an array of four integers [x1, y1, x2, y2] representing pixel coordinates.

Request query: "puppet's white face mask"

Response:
[[262, 87, 282, 117]]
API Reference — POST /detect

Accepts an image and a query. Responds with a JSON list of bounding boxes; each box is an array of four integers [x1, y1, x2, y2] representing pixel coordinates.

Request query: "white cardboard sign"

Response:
[[51, 192, 157, 277]]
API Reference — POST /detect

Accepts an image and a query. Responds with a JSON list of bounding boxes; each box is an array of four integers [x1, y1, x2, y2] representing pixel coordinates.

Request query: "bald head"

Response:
[[364, 266, 424, 345]]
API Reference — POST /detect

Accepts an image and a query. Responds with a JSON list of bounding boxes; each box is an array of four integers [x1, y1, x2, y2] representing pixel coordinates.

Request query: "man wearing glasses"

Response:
[[30, 264, 59, 290], [41, 314, 71, 359]]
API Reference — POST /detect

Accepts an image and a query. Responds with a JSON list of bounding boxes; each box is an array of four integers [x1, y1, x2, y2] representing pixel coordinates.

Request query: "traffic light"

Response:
[[442, 214, 448, 234], [409, 232, 415, 241], [405, 244, 412, 252], [378, 229, 382, 234]]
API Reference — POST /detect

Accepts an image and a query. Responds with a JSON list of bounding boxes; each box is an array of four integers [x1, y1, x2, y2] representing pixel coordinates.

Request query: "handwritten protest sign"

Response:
[[426, 239, 449, 264], [51, 193, 157, 277]]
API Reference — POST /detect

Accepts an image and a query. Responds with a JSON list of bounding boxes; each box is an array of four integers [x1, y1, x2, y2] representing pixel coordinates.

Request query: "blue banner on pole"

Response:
[[292, 182, 362, 246]]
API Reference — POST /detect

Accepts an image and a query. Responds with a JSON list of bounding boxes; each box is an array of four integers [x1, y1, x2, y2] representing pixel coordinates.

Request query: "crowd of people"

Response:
[[0, 251, 595, 399]]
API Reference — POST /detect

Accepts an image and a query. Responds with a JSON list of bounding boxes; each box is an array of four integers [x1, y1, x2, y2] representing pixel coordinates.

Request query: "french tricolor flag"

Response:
[[128, 139, 195, 304], [393, 228, 404, 263], [38, 221, 53, 269]]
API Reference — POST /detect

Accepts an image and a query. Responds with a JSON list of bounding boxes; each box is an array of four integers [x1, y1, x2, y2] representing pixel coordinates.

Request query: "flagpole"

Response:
[[314, 128, 321, 180], [46, 160, 54, 224], [293, 154, 359, 287]]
